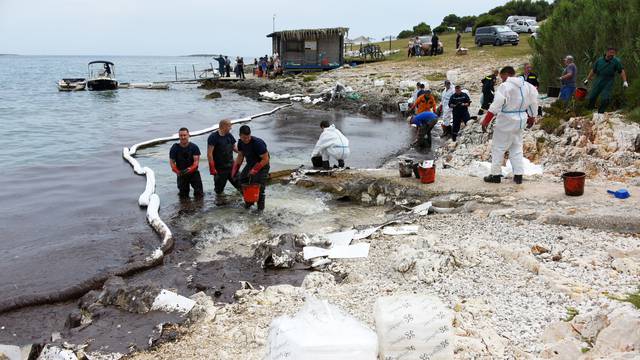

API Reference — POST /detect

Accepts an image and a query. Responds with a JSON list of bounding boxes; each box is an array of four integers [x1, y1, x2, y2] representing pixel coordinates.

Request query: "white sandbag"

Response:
[[382, 225, 419, 236], [468, 161, 493, 178], [446, 70, 458, 83], [375, 295, 453, 360], [150, 289, 196, 315], [265, 297, 378, 360], [138, 167, 155, 207], [373, 80, 385, 87]]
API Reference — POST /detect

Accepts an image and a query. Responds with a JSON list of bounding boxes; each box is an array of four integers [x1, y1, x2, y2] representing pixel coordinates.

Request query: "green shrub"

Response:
[[532, 0, 640, 109], [627, 107, 640, 124], [539, 116, 562, 134], [303, 75, 317, 82]]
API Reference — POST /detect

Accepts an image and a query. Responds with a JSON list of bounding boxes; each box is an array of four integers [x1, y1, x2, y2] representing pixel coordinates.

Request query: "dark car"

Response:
[[475, 26, 519, 47]]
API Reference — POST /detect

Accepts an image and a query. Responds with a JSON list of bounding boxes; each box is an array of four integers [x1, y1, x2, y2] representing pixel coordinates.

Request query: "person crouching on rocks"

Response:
[[481, 66, 539, 185], [311, 120, 350, 169], [169, 127, 204, 198], [233, 125, 270, 211], [409, 111, 438, 150]]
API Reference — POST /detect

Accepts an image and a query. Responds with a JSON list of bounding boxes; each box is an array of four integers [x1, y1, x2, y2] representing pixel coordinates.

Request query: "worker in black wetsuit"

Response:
[[233, 125, 270, 211]]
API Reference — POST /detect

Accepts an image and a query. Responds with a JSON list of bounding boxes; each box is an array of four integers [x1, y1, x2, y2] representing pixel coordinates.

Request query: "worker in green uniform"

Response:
[[584, 47, 629, 114]]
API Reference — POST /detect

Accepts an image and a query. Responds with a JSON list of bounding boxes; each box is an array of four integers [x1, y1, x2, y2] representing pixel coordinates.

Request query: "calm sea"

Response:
[[0, 55, 409, 305]]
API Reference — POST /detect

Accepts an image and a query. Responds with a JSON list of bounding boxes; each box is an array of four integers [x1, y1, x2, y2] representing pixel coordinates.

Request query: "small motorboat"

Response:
[[86, 60, 118, 91], [57, 78, 86, 91]]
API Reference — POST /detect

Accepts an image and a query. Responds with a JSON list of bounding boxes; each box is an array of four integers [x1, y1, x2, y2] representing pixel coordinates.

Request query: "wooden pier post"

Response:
[[174, 66, 178, 81], [192, 65, 196, 79]]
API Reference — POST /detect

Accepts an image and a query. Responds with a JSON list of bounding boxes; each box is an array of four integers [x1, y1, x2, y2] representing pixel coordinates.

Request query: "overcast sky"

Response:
[[2, 0, 523, 56]]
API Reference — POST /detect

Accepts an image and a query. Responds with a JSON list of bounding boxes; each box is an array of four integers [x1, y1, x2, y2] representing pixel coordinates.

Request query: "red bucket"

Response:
[[575, 87, 588, 100], [562, 172, 586, 196], [418, 166, 436, 184], [242, 183, 261, 203]]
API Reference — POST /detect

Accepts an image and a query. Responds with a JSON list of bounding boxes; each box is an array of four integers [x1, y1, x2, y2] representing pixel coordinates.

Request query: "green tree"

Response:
[[532, 0, 640, 110], [472, 14, 502, 34], [441, 14, 462, 27], [412, 22, 432, 36], [398, 30, 414, 39], [433, 25, 451, 34]]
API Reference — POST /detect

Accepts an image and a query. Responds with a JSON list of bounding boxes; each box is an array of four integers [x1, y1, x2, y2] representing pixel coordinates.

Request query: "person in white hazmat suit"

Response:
[[440, 79, 455, 138], [311, 120, 350, 169], [481, 66, 538, 184]]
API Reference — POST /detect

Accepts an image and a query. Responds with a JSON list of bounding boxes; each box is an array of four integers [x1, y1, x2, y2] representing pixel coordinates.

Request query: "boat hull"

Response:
[[87, 79, 118, 91]]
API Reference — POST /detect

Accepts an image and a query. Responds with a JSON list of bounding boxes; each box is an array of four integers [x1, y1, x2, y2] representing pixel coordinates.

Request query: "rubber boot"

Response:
[[513, 175, 523, 184], [338, 159, 345, 168], [483, 175, 501, 183], [322, 160, 330, 170], [257, 197, 265, 211]]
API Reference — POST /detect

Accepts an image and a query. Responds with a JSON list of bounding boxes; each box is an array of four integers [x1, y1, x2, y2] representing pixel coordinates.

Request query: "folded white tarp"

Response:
[[303, 243, 370, 260], [468, 159, 543, 178]]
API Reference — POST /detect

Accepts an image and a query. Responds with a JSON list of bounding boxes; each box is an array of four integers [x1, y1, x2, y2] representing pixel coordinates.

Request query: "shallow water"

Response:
[[0, 55, 410, 307]]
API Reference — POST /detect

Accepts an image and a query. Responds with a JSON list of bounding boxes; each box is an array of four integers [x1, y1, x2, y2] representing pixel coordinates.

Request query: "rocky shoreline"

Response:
[[132, 55, 639, 359], [4, 53, 640, 360]]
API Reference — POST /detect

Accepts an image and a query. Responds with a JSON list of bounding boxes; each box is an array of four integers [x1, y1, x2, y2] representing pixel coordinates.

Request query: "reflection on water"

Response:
[[0, 55, 410, 304]]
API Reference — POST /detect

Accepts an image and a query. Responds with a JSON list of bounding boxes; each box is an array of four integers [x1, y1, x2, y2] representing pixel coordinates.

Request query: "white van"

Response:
[[506, 15, 536, 24], [509, 19, 539, 33]]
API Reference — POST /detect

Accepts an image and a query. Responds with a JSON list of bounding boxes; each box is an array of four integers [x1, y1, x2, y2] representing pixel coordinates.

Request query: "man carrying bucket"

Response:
[[233, 125, 270, 211], [207, 119, 241, 205], [481, 66, 539, 184], [169, 127, 204, 198], [584, 47, 629, 115]]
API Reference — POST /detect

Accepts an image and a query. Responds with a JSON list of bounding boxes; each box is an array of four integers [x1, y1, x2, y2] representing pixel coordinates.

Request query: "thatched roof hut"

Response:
[[267, 27, 349, 72]]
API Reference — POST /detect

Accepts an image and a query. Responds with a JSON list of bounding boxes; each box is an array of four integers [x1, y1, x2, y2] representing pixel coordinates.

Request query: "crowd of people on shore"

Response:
[[254, 54, 283, 78], [174, 46, 628, 209], [405, 46, 628, 185]]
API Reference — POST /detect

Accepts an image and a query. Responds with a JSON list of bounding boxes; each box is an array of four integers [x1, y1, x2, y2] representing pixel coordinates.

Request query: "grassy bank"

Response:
[[365, 32, 534, 63]]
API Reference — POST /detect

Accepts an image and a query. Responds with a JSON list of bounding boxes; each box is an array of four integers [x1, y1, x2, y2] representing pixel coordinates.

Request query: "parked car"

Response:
[[531, 31, 539, 40], [508, 19, 539, 33], [475, 26, 519, 47], [418, 36, 444, 55]]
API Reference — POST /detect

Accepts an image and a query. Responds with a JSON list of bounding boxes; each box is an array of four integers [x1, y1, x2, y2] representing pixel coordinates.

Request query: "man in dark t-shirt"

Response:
[[169, 127, 203, 198], [232, 125, 270, 211], [207, 119, 241, 205]]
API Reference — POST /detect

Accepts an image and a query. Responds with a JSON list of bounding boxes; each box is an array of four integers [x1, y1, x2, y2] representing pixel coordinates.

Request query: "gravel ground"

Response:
[[128, 210, 639, 359]]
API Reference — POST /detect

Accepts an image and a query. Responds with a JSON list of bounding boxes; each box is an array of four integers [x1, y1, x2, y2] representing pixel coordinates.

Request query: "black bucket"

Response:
[[311, 156, 323, 168], [547, 86, 560, 98]]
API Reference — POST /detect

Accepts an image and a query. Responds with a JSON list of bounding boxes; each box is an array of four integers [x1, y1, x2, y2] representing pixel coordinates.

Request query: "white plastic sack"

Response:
[[265, 298, 378, 360], [375, 295, 453, 360], [446, 70, 458, 83]]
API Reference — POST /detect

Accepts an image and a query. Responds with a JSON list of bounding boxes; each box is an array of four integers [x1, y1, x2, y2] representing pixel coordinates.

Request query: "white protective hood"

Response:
[[488, 76, 539, 131], [311, 124, 350, 159]]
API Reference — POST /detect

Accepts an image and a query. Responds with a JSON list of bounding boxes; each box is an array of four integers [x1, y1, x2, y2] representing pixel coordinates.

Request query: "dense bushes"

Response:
[[397, 22, 432, 39], [531, 0, 640, 113]]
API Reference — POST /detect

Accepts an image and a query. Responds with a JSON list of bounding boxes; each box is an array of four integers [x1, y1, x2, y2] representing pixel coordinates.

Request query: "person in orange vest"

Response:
[[410, 88, 437, 114]]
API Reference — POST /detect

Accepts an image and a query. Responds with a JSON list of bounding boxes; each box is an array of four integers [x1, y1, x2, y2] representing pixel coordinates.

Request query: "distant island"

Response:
[[0, 54, 19, 56], [185, 54, 217, 57]]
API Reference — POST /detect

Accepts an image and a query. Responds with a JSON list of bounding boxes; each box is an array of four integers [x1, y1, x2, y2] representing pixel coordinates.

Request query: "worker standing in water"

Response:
[[481, 66, 538, 185], [311, 120, 350, 169], [233, 125, 270, 211], [169, 127, 204, 198], [207, 119, 241, 205]]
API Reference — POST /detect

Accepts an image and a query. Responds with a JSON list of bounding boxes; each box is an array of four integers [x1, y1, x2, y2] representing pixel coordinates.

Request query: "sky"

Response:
[[1, 0, 523, 56]]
